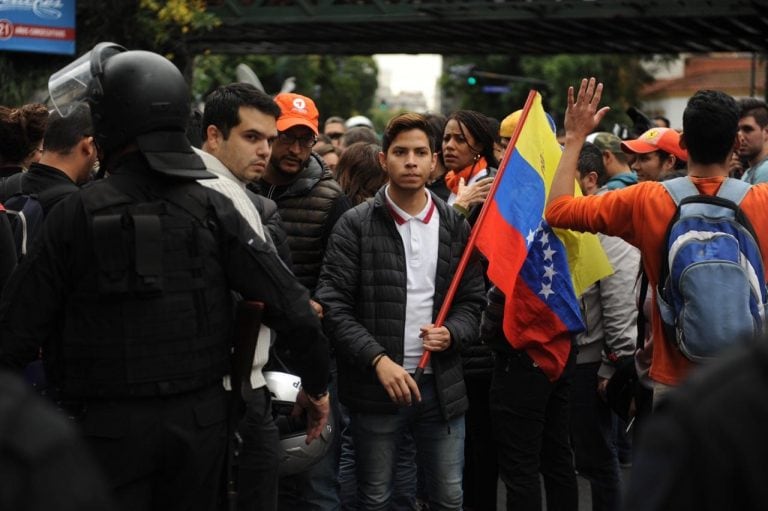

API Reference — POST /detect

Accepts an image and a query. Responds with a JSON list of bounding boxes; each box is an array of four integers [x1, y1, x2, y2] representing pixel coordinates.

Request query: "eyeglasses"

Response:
[[278, 132, 317, 148], [326, 132, 344, 140]]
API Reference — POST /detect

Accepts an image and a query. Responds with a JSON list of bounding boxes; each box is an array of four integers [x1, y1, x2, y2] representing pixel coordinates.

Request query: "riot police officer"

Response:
[[0, 44, 330, 511]]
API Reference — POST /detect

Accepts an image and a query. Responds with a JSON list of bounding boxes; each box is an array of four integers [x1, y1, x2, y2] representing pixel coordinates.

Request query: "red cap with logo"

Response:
[[274, 93, 319, 135], [620, 127, 688, 162]]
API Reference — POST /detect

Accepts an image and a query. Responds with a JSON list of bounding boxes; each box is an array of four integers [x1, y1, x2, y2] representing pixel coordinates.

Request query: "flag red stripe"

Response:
[[476, 201, 527, 296], [504, 275, 572, 380]]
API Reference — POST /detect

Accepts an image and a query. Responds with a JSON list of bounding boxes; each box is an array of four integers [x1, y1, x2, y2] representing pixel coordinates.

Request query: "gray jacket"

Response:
[[575, 229, 640, 379]]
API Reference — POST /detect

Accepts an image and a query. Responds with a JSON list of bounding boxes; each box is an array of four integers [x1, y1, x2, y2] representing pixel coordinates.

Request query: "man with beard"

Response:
[[737, 98, 768, 184], [249, 92, 350, 510]]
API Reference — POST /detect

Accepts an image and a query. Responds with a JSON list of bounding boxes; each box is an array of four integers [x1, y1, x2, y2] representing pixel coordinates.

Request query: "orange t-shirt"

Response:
[[546, 176, 768, 385]]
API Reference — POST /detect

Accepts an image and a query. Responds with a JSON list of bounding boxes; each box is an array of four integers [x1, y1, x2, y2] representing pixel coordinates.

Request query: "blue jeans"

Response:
[[350, 375, 465, 511], [339, 404, 418, 510], [569, 361, 621, 511]]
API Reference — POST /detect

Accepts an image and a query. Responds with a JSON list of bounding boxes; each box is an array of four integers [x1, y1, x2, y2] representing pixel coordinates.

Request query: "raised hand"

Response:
[[565, 77, 611, 141]]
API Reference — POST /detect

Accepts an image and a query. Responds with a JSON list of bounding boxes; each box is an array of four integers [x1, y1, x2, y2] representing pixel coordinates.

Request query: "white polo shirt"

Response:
[[384, 186, 440, 373]]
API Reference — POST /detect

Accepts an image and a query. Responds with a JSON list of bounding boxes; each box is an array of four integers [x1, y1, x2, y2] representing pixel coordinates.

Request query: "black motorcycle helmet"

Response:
[[49, 43, 210, 179]]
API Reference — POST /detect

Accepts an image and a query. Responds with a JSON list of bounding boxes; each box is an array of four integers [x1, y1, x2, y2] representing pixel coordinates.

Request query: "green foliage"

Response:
[[192, 54, 378, 122], [441, 55, 529, 121], [370, 107, 408, 133], [441, 54, 654, 132], [520, 54, 654, 131]]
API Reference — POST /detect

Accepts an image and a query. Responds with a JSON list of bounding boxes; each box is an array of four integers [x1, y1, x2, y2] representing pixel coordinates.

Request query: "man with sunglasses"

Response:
[[249, 92, 350, 510], [251, 93, 350, 293]]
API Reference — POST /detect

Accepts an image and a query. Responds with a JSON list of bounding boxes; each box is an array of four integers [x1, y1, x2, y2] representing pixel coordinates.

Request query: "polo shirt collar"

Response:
[[384, 186, 436, 225]]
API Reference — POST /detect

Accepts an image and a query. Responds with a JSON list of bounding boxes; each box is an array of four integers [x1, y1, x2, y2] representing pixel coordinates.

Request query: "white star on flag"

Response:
[[539, 282, 554, 300], [539, 231, 550, 246], [526, 229, 536, 246], [543, 264, 557, 280], [542, 246, 556, 261]]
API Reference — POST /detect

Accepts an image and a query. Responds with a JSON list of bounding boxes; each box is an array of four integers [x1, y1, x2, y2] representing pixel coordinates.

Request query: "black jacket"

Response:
[[9, 163, 80, 214], [246, 189, 292, 268], [0, 152, 329, 398], [315, 187, 486, 419], [250, 153, 349, 292], [625, 341, 768, 511]]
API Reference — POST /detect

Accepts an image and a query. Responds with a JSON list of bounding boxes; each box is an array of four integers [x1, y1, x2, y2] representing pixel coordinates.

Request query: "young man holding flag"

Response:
[[315, 112, 485, 510]]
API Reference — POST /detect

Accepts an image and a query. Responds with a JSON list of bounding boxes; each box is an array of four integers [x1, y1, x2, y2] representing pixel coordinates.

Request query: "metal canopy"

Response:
[[192, 0, 768, 55]]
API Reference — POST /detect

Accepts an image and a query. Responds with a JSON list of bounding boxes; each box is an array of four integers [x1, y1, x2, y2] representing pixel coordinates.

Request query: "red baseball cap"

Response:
[[621, 127, 688, 162], [274, 93, 319, 135]]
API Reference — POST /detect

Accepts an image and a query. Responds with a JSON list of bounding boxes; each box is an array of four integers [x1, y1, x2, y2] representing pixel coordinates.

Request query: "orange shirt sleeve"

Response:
[[742, 183, 768, 272], [545, 182, 665, 251]]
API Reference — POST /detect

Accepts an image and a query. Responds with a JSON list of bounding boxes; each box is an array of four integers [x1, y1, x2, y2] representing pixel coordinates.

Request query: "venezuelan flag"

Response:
[[475, 91, 612, 380]]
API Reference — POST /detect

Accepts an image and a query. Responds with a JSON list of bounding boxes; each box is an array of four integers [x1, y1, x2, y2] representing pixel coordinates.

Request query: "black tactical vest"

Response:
[[55, 174, 233, 398]]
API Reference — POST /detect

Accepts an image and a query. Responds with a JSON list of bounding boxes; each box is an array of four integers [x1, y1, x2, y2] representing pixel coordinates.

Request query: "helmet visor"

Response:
[[48, 50, 93, 117], [48, 42, 126, 117]]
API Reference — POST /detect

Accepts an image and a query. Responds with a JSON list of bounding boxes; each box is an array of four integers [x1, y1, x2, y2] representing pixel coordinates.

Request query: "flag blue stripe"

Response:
[[496, 148, 546, 247]]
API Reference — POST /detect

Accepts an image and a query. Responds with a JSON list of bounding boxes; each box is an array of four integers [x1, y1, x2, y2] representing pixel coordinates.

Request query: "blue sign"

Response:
[[482, 85, 511, 94], [0, 1, 76, 56]]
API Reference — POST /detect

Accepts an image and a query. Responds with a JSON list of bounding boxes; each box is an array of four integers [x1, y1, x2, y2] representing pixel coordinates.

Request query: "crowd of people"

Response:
[[0, 43, 767, 511]]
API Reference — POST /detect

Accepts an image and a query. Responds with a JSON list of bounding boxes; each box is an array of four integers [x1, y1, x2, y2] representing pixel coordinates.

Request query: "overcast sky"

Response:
[[374, 54, 443, 111]]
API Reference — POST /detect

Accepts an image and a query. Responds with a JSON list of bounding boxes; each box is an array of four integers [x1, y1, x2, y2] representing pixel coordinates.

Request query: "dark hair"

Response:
[[738, 98, 768, 128], [613, 151, 629, 166], [335, 142, 385, 206], [381, 112, 432, 154], [0, 103, 48, 165], [488, 117, 502, 145], [653, 116, 671, 128], [202, 83, 280, 140], [683, 90, 739, 165], [444, 110, 499, 168], [656, 149, 688, 171], [43, 102, 93, 154], [341, 126, 378, 148], [577, 142, 607, 187], [314, 142, 339, 158], [324, 116, 345, 128], [423, 112, 447, 153]]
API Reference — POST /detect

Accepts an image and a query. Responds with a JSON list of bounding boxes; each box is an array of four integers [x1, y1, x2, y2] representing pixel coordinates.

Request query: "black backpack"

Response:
[[0, 173, 71, 260]]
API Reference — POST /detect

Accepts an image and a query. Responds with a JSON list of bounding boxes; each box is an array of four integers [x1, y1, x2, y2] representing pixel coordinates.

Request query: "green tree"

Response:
[[192, 54, 378, 122], [520, 54, 654, 132], [441, 55, 529, 121], [440, 54, 654, 132]]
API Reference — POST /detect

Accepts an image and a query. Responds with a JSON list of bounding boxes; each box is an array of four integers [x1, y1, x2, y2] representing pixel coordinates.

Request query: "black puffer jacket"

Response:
[[315, 187, 486, 419], [249, 153, 349, 291], [246, 189, 292, 268]]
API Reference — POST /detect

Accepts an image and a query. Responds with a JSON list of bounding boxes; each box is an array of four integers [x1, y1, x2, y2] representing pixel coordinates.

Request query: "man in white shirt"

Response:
[[315, 112, 485, 510]]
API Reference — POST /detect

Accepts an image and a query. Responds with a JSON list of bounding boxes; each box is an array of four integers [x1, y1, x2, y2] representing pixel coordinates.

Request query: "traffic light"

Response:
[[467, 75, 477, 86]]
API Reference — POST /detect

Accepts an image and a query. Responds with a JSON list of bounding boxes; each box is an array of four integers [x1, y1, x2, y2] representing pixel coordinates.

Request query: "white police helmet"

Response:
[[264, 371, 333, 476]]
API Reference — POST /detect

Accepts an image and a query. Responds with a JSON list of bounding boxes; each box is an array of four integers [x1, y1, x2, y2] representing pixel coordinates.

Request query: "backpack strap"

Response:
[[715, 177, 751, 206], [660, 176, 700, 205], [0, 172, 24, 203]]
